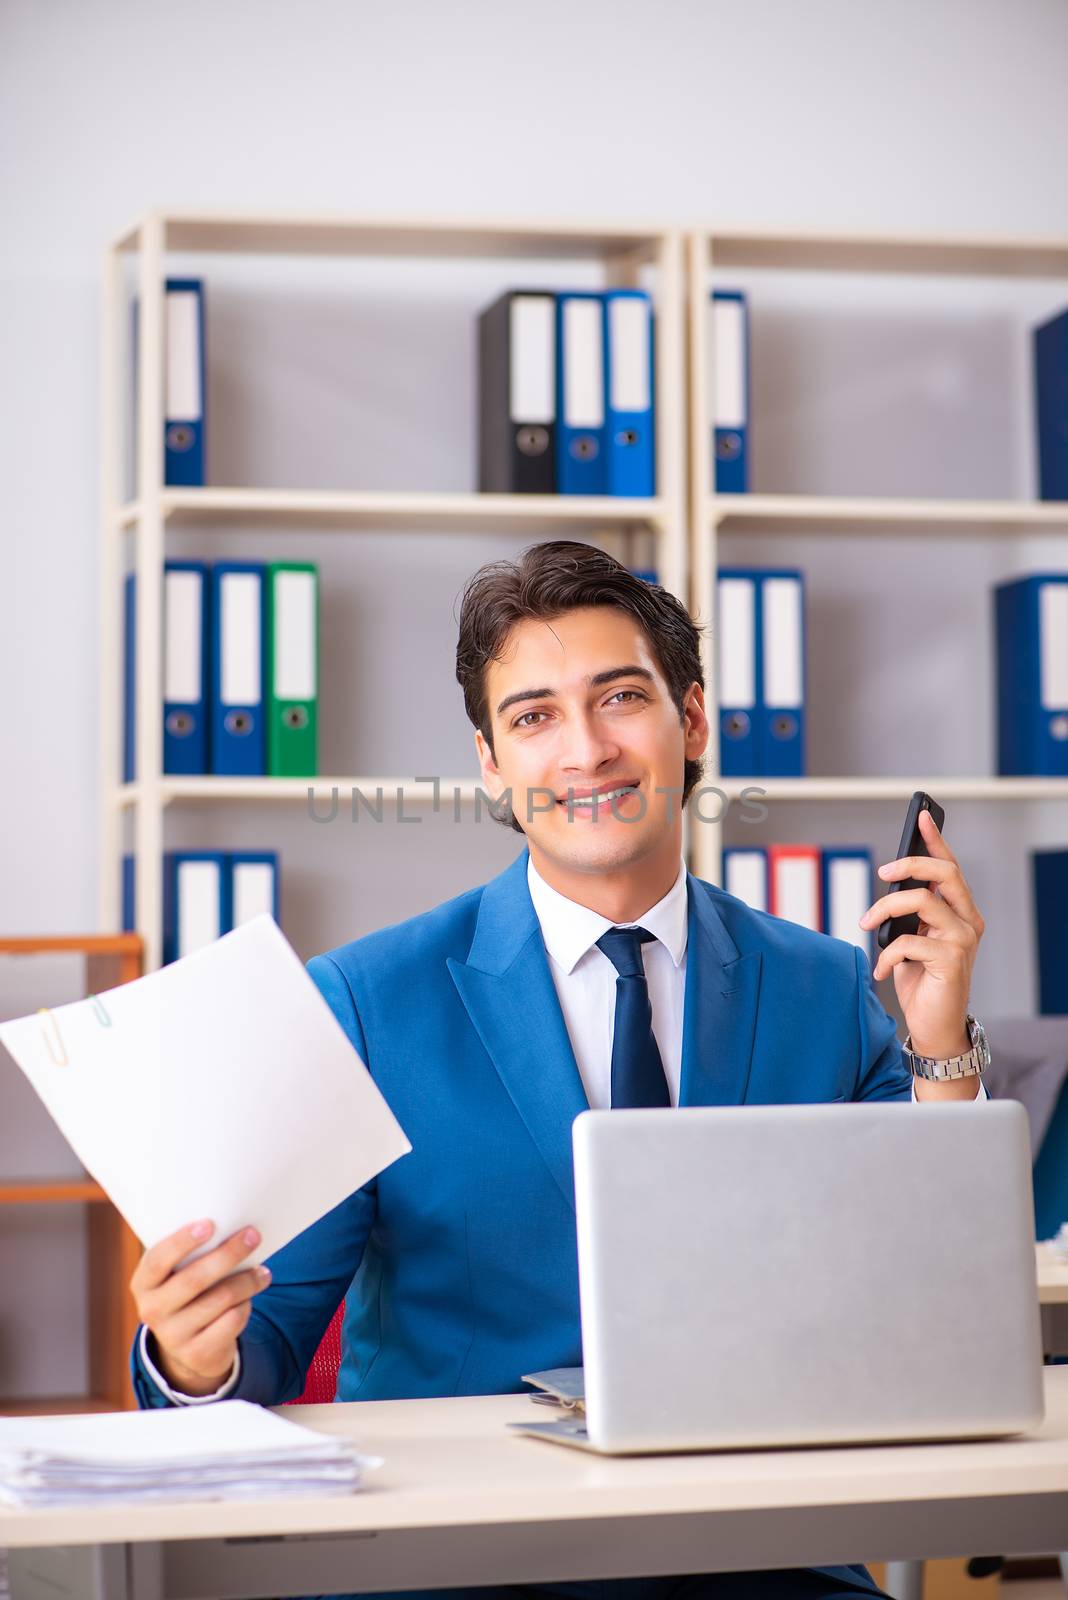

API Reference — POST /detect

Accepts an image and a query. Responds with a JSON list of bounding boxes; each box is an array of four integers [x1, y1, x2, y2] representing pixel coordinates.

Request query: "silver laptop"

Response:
[[518, 1102, 1044, 1454]]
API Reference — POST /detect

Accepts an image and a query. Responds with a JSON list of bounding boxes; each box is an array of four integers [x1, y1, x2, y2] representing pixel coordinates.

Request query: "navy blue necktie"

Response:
[[596, 926, 670, 1109]]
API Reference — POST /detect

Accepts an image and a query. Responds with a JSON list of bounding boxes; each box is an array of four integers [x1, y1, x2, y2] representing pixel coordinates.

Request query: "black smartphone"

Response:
[[876, 791, 946, 952]]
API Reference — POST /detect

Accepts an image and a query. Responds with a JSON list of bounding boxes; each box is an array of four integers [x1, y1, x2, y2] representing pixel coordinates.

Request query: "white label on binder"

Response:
[[563, 298, 604, 428], [827, 857, 870, 948], [510, 296, 555, 424], [1039, 583, 1068, 708], [725, 850, 768, 912], [178, 861, 222, 959], [608, 296, 650, 413], [221, 573, 262, 707], [710, 298, 746, 430], [274, 571, 317, 701], [232, 863, 275, 927], [775, 856, 820, 931], [164, 570, 202, 702], [166, 290, 201, 421], [718, 577, 756, 707], [763, 577, 803, 708]]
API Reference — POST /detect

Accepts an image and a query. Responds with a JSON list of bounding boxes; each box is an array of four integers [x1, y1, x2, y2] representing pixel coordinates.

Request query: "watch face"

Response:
[[966, 1017, 990, 1071]]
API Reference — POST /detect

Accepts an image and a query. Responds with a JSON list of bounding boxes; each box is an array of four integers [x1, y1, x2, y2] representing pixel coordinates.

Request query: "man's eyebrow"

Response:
[[496, 686, 555, 717], [589, 665, 655, 690], [495, 666, 654, 719]]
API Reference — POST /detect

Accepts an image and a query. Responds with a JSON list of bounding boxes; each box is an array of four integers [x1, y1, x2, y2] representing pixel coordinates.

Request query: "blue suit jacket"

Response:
[[132, 848, 911, 1409]]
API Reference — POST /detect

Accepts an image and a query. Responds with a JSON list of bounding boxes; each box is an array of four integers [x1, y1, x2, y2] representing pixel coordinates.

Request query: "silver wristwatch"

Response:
[[903, 1014, 990, 1082]]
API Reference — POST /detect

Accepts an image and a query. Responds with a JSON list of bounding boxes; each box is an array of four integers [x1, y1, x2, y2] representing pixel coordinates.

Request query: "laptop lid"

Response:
[[573, 1102, 1044, 1454]]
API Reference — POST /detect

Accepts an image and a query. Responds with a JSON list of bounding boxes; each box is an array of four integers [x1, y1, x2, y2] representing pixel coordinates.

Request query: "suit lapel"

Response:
[[447, 850, 588, 1212], [679, 874, 763, 1107]]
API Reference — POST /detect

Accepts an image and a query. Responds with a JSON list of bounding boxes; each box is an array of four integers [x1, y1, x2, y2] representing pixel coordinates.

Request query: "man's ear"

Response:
[[683, 683, 710, 759], [474, 728, 506, 798]]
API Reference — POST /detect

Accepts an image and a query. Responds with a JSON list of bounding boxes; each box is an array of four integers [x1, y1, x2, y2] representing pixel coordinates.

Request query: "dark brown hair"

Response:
[[455, 540, 705, 832]]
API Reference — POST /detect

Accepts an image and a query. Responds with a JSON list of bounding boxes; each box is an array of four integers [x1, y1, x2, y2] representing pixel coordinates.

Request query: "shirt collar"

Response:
[[526, 854, 689, 976]]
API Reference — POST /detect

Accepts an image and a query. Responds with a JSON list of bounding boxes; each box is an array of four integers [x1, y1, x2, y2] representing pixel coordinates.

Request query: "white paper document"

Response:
[[0, 1399, 379, 1505], [0, 915, 411, 1264]]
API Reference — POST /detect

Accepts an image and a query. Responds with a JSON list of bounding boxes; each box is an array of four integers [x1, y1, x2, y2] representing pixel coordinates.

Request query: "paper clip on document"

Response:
[[37, 994, 112, 1066]]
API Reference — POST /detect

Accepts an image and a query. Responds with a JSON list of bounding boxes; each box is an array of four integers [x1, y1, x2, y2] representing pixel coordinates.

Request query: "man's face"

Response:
[[475, 606, 708, 876]]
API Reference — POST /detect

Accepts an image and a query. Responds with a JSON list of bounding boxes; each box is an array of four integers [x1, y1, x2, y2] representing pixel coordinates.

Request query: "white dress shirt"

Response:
[[526, 856, 689, 1109], [147, 854, 978, 1404], [140, 1323, 241, 1404]]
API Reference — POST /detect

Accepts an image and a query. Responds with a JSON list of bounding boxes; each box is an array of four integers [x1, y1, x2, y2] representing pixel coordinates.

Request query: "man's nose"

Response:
[[559, 713, 621, 774]]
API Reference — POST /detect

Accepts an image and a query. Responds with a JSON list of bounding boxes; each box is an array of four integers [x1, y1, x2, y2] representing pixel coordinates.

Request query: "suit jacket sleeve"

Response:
[[131, 952, 378, 1408], [852, 944, 913, 1102]]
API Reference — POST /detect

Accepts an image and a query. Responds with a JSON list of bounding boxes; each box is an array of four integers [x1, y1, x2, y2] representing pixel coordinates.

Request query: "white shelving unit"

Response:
[[713, 495, 1068, 537], [716, 777, 1068, 803], [115, 776, 488, 807], [101, 212, 686, 970], [686, 226, 1068, 886], [116, 489, 668, 535]]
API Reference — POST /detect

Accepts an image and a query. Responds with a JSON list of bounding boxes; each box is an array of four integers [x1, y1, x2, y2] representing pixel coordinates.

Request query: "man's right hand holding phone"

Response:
[[130, 1220, 272, 1397]]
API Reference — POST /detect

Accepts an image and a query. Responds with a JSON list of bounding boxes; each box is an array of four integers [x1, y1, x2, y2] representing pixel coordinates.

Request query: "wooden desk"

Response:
[[4, 1369, 1068, 1600]]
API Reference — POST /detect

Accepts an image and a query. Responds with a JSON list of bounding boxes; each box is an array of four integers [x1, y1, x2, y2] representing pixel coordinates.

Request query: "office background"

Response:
[[2, 0, 1068, 1400]]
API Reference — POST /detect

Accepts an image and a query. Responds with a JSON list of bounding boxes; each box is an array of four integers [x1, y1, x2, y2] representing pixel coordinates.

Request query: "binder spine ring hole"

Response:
[[570, 436, 599, 461], [771, 714, 799, 741], [516, 427, 549, 458], [283, 707, 309, 730], [1050, 715, 1068, 741], [166, 711, 194, 738], [225, 711, 254, 737], [723, 712, 751, 740], [165, 424, 195, 453], [717, 433, 742, 461]]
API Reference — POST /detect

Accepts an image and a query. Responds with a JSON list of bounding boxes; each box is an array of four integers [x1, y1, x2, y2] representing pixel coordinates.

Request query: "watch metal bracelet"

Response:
[[903, 1014, 990, 1082]]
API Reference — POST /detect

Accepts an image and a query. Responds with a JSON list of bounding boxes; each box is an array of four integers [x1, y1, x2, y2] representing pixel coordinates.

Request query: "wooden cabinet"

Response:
[[0, 934, 143, 1413]]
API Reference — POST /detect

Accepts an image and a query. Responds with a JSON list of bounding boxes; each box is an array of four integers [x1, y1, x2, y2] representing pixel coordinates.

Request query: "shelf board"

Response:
[[716, 777, 1068, 802], [112, 775, 1068, 808], [0, 1395, 117, 1417], [117, 489, 667, 535], [117, 776, 485, 808], [710, 494, 1068, 535], [0, 934, 142, 958], [703, 227, 1068, 278], [117, 209, 669, 260], [0, 1180, 108, 1205]]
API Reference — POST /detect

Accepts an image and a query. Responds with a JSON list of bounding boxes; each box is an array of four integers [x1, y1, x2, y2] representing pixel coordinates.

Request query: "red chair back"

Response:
[[286, 1299, 345, 1405]]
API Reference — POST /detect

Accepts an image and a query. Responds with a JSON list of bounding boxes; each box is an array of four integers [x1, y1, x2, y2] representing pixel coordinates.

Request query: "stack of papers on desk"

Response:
[[0, 1401, 379, 1507]]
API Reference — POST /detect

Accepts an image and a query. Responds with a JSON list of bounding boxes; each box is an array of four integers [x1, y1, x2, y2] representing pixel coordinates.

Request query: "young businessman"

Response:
[[130, 541, 989, 1600]]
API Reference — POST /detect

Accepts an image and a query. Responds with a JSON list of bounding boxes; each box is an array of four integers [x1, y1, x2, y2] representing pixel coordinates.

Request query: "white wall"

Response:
[[1, 0, 1068, 1392], [3, 0, 1067, 938]]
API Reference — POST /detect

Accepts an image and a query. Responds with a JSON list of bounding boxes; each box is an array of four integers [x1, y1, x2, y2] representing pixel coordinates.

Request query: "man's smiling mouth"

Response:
[[557, 782, 640, 810]]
